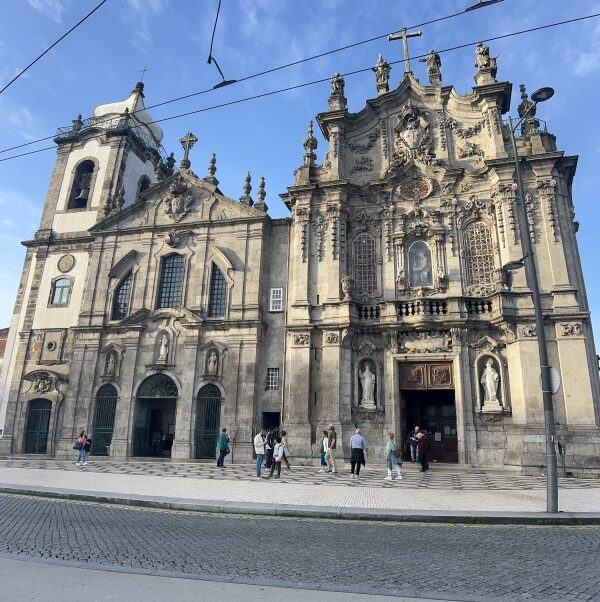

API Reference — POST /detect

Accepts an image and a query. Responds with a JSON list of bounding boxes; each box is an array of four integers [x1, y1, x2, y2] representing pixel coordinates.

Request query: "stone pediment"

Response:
[[91, 171, 265, 232]]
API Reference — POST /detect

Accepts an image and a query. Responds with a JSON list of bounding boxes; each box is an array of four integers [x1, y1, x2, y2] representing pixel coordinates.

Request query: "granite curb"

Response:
[[1, 483, 599, 525]]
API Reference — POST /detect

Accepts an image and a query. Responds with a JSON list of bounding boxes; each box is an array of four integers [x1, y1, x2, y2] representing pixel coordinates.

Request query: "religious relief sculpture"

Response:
[[207, 351, 218, 375], [419, 49, 441, 85], [358, 361, 377, 409], [157, 334, 169, 363], [391, 103, 438, 167], [480, 358, 500, 406], [164, 180, 193, 223], [372, 54, 391, 95], [408, 241, 433, 287], [105, 352, 118, 377]]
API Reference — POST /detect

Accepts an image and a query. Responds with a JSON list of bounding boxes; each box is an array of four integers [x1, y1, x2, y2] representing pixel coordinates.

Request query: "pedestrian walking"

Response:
[[83, 436, 92, 465], [216, 427, 230, 467], [264, 427, 276, 469], [384, 432, 403, 481], [253, 428, 266, 477], [318, 429, 328, 473], [325, 424, 338, 474], [417, 431, 430, 472], [264, 437, 284, 479], [350, 428, 368, 478], [408, 426, 420, 462], [74, 431, 87, 466], [281, 430, 291, 469]]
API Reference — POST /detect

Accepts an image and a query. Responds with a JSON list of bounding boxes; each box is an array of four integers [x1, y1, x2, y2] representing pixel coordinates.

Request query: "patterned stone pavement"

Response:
[[0, 493, 600, 600]]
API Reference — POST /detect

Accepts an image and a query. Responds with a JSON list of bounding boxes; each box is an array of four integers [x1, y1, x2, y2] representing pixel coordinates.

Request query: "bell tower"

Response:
[[37, 82, 163, 238]]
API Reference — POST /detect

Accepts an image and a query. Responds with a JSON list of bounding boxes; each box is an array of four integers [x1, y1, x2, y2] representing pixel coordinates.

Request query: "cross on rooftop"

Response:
[[179, 132, 198, 170], [138, 66, 151, 81], [388, 27, 423, 74]]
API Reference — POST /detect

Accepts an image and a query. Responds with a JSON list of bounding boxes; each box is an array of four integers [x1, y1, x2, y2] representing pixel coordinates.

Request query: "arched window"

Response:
[[112, 272, 132, 320], [50, 277, 71, 306], [464, 222, 495, 288], [68, 160, 95, 210], [157, 254, 184, 309], [137, 176, 151, 200], [207, 264, 227, 317], [352, 233, 377, 297]]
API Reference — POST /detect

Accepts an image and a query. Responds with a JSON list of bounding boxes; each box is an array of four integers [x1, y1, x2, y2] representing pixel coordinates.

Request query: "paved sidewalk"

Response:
[[0, 458, 599, 523]]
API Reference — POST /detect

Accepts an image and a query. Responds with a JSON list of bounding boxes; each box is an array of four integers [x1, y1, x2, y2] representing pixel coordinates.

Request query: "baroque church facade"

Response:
[[1, 44, 599, 475]]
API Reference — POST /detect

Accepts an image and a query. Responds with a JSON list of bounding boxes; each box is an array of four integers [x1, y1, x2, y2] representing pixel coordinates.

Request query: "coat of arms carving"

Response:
[[392, 103, 438, 167], [164, 180, 193, 223]]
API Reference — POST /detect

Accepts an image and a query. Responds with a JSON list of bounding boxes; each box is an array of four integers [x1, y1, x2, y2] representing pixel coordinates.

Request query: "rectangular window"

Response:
[[266, 367, 279, 390], [269, 287, 283, 312], [157, 254, 184, 309], [208, 264, 227, 317]]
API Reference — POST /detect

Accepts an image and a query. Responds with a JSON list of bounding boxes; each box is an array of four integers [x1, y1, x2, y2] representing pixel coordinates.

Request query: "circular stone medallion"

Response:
[[57, 254, 75, 273], [396, 177, 433, 201]]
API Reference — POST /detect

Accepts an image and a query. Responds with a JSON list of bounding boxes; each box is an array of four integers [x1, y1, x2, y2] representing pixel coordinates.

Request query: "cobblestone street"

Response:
[[1, 493, 600, 600]]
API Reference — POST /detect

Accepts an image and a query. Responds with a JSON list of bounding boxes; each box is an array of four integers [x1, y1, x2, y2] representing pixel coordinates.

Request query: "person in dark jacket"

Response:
[[407, 426, 420, 462], [216, 428, 229, 467], [417, 432, 430, 472], [264, 427, 276, 469]]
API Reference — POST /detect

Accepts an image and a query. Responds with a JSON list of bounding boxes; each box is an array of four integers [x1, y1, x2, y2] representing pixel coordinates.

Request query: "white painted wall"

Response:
[[0, 255, 37, 433], [32, 252, 89, 330], [122, 151, 154, 206]]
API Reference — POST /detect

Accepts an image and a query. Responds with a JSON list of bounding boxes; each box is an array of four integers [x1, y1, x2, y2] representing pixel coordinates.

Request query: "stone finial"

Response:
[[474, 42, 497, 85], [240, 172, 254, 206], [179, 131, 198, 171], [372, 54, 391, 95], [165, 152, 176, 175], [518, 84, 540, 135], [103, 193, 113, 217], [116, 186, 125, 209], [419, 49, 441, 86], [303, 121, 318, 167], [255, 176, 268, 213], [205, 153, 219, 186], [328, 72, 347, 110]]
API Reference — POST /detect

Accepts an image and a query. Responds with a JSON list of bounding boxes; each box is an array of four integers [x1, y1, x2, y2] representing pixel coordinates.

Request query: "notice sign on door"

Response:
[[434, 432, 442, 442]]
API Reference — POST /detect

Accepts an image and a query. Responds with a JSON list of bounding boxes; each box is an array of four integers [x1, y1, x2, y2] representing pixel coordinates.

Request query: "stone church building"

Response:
[[1, 44, 599, 475]]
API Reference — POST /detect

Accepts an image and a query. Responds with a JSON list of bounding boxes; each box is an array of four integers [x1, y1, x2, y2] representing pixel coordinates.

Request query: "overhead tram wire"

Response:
[[0, 1, 505, 156], [2, 10, 599, 164], [0, 0, 110, 96]]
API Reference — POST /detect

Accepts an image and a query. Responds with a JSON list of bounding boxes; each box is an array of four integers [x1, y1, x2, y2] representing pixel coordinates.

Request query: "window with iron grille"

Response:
[[112, 272, 132, 320], [208, 264, 227, 317], [50, 278, 71, 305], [266, 367, 279, 390], [157, 254, 184, 309], [464, 222, 495, 286], [352, 233, 377, 296], [269, 287, 283, 312]]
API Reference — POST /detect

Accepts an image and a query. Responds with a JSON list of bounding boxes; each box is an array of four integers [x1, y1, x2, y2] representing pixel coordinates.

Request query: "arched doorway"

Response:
[[195, 384, 222, 459], [24, 399, 52, 454], [92, 385, 117, 456], [133, 374, 178, 457]]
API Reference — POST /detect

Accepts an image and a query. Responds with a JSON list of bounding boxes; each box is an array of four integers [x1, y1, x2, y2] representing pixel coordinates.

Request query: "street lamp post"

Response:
[[507, 87, 558, 513]]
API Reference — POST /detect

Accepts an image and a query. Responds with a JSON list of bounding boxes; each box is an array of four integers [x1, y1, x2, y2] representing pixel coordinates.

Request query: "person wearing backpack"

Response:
[[384, 432, 403, 481], [216, 427, 230, 467], [74, 431, 87, 466]]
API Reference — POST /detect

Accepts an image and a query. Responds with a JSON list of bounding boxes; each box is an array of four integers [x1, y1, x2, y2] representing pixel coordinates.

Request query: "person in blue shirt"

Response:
[[350, 428, 368, 478], [216, 427, 229, 467]]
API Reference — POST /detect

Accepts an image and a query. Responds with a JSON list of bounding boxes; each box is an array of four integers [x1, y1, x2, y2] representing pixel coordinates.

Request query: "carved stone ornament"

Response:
[[165, 228, 189, 248], [392, 103, 438, 167], [325, 332, 339, 344], [559, 322, 582, 337], [520, 324, 537, 338], [33, 377, 52, 393], [397, 330, 452, 354], [164, 180, 193, 223], [293, 333, 309, 345], [396, 176, 433, 202], [57, 254, 75, 273], [341, 276, 354, 300]]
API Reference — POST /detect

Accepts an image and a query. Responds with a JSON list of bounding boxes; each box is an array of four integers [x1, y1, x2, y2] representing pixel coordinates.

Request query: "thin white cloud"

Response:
[[125, 0, 169, 49], [27, 0, 70, 23], [0, 101, 40, 142]]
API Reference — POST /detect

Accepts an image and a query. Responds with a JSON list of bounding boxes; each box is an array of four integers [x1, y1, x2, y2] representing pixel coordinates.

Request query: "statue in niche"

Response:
[[158, 334, 169, 363], [419, 49, 441, 85], [105, 352, 117, 377], [480, 358, 500, 404], [359, 362, 376, 405], [207, 351, 218, 375], [408, 241, 433, 287]]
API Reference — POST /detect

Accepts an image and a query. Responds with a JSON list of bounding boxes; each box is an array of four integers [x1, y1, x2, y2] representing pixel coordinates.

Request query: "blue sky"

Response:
[[0, 0, 599, 347]]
